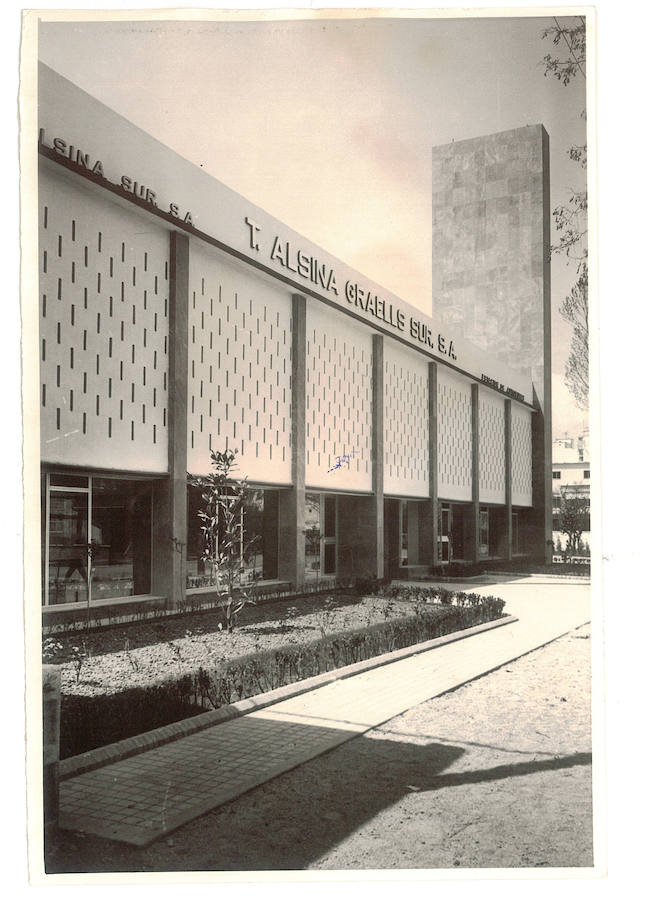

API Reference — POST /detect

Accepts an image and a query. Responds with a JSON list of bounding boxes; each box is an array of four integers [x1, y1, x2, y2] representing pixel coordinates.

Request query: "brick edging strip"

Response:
[[59, 613, 518, 781]]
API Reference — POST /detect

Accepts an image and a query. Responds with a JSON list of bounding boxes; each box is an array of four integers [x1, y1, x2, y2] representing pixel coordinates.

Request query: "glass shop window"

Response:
[[186, 486, 278, 589], [400, 500, 409, 566], [478, 508, 489, 559], [43, 473, 152, 606], [304, 493, 337, 579], [439, 506, 450, 562], [304, 493, 321, 580], [323, 496, 337, 575]]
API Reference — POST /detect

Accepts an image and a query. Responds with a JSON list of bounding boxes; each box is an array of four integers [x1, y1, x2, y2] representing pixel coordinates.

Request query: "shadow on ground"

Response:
[[46, 720, 591, 873]]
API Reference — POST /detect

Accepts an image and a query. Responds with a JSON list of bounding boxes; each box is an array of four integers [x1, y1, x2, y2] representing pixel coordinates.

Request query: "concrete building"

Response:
[[36, 64, 551, 627], [552, 430, 590, 553], [432, 125, 552, 566]]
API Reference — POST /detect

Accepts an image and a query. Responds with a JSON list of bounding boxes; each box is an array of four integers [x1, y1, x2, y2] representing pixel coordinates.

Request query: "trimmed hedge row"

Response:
[[59, 590, 505, 759]]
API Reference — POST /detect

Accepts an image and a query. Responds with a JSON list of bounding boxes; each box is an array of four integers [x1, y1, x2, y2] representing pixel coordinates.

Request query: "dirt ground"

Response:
[[46, 594, 454, 697], [46, 622, 592, 872]]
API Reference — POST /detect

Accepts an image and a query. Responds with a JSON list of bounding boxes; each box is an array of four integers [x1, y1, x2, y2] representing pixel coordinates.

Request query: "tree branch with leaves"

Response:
[[542, 16, 589, 411]]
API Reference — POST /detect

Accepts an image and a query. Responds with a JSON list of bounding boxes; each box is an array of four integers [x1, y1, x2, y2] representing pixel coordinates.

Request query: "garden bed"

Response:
[[46, 586, 506, 759], [44, 590, 379, 680]]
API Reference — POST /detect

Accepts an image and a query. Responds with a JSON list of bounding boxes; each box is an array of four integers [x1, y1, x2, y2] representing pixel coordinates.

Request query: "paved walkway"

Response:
[[58, 577, 590, 846]]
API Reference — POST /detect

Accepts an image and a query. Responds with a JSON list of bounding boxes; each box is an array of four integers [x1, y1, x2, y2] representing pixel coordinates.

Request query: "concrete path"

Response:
[[58, 577, 590, 847]]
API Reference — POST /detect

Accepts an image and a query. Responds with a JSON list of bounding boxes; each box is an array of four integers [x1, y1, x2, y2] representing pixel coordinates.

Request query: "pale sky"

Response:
[[38, 11, 588, 435]]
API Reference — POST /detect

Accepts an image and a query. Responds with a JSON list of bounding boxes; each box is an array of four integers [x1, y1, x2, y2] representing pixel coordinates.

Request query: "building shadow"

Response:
[[46, 711, 591, 873]]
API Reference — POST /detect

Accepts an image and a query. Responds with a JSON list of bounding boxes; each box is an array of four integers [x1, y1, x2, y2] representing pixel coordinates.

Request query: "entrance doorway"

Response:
[[384, 498, 426, 578], [438, 503, 466, 563], [304, 493, 338, 581]]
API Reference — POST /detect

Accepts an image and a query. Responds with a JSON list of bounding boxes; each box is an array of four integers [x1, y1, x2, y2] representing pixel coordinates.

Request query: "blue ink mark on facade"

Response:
[[328, 448, 359, 474]]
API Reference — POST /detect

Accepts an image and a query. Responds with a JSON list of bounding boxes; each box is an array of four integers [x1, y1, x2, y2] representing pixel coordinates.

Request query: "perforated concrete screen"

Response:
[[39, 165, 170, 472], [511, 404, 533, 507], [305, 300, 372, 491], [187, 242, 293, 483], [435, 368, 472, 502], [479, 387, 506, 505], [383, 340, 430, 498]]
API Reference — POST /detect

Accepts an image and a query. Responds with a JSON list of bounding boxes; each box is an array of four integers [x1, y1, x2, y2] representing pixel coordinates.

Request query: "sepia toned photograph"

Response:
[[20, 5, 597, 882]]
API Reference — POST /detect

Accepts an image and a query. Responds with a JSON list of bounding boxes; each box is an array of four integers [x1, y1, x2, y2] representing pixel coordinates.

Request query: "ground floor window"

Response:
[[186, 486, 279, 588], [42, 472, 152, 606], [479, 507, 490, 558], [399, 500, 409, 566], [512, 511, 520, 554], [304, 493, 337, 580], [439, 506, 450, 562]]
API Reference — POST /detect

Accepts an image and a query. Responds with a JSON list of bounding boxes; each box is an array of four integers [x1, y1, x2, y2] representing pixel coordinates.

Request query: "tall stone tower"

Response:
[[432, 125, 552, 560]]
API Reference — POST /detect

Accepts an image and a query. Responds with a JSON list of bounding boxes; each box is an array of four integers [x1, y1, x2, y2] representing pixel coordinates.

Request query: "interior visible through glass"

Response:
[[186, 486, 278, 589], [44, 475, 152, 605], [304, 492, 321, 581]]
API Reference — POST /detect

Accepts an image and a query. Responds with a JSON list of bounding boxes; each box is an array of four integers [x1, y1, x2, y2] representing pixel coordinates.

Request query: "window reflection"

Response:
[[44, 475, 152, 605], [186, 486, 278, 588], [304, 493, 321, 580]]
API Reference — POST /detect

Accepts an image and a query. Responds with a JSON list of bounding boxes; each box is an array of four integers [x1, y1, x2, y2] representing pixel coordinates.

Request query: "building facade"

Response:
[[36, 64, 548, 625]]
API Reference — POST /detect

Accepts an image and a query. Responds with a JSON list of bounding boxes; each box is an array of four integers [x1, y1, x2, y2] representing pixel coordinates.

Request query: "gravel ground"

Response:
[[46, 622, 592, 872]]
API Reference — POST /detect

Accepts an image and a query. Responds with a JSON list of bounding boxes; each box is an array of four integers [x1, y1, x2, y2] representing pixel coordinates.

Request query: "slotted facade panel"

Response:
[[511, 404, 533, 506], [39, 166, 170, 472], [436, 369, 472, 502], [187, 241, 292, 483], [383, 340, 430, 497], [479, 388, 506, 504], [305, 300, 372, 491]]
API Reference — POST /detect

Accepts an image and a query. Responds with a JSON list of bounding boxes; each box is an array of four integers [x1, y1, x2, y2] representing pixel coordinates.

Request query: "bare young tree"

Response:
[[192, 449, 259, 632]]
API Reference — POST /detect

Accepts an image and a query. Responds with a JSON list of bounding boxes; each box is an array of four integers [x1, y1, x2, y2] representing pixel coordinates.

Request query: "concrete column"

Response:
[[470, 382, 480, 564], [152, 231, 189, 609], [337, 494, 380, 578], [427, 362, 439, 567], [337, 334, 385, 580], [371, 334, 385, 579], [531, 388, 553, 563], [504, 399, 513, 560], [278, 294, 306, 588], [43, 666, 61, 833]]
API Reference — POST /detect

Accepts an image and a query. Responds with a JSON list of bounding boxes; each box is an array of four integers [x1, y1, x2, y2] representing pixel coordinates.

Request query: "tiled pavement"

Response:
[[58, 576, 590, 847]]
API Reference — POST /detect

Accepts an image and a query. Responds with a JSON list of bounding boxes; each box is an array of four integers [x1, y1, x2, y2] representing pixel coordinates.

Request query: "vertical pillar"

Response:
[[470, 382, 480, 564], [427, 362, 439, 567], [504, 399, 513, 561], [43, 666, 61, 834], [336, 333, 386, 580], [279, 294, 306, 588], [152, 231, 189, 609], [371, 334, 385, 579]]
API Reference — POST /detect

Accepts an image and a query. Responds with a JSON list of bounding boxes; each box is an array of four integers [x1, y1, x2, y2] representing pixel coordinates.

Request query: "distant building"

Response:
[[552, 429, 590, 553]]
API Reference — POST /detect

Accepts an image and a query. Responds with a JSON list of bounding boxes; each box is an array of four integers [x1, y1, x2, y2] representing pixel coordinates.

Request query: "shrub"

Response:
[[351, 574, 388, 595], [58, 591, 506, 758]]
